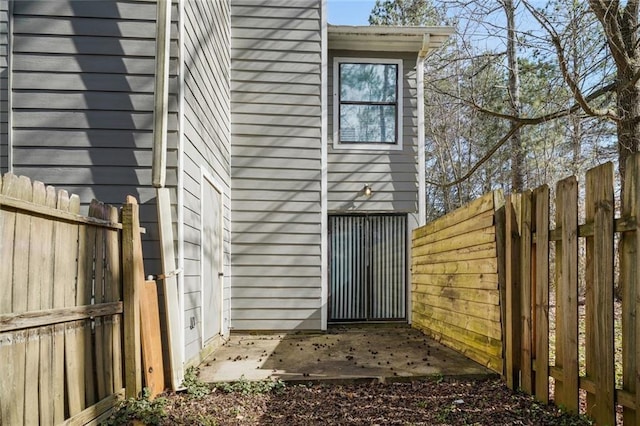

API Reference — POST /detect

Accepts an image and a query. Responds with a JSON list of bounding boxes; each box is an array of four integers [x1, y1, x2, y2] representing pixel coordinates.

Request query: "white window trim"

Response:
[[332, 57, 403, 151]]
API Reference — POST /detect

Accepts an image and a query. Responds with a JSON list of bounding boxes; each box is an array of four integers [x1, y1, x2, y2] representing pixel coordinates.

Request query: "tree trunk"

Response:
[[588, 0, 639, 211], [616, 74, 640, 209], [569, 2, 582, 175], [503, 0, 524, 192]]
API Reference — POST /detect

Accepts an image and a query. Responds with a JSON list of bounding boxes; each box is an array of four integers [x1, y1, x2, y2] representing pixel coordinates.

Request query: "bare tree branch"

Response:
[[426, 123, 523, 187], [523, 1, 620, 120], [589, 0, 633, 68], [427, 78, 618, 124]]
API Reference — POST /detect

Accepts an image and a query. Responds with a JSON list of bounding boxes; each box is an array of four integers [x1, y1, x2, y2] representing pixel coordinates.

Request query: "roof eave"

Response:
[[328, 25, 454, 56]]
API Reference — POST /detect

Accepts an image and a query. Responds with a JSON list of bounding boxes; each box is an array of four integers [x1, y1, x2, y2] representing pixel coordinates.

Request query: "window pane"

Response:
[[340, 63, 397, 103], [340, 104, 396, 143]]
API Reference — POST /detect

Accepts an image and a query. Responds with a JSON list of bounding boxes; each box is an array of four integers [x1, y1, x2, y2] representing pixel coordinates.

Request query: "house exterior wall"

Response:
[[328, 50, 419, 218], [0, 0, 8, 174], [230, 0, 324, 330], [328, 50, 420, 322], [4, 0, 235, 368], [8, 0, 180, 269], [182, 0, 232, 361]]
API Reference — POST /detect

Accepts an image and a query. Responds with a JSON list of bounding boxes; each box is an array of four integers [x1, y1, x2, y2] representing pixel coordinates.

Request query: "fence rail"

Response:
[[505, 155, 640, 425], [0, 173, 143, 425]]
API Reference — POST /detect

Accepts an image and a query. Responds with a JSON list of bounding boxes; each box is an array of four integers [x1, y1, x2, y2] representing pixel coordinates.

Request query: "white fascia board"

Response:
[[328, 25, 454, 54]]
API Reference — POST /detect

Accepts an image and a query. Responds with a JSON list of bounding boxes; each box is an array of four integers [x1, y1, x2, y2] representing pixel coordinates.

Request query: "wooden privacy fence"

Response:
[[505, 155, 640, 425], [0, 173, 145, 425], [411, 191, 505, 373]]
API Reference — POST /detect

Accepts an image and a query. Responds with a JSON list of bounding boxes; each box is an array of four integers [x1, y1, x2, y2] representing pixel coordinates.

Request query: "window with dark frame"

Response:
[[338, 61, 399, 145]]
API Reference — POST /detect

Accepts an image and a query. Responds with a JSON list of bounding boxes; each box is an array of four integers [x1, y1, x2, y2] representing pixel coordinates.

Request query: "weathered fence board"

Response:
[[107, 204, 124, 394], [416, 194, 496, 237], [534, 185, 550, 404], [504, 157, 640, 425], [413, 241, 497, 265], [412, 191, 505, 373], [504, 193, 521, 390], [0, 172, 144, 425], [12, 175, 31, 425], [585, 163, 615, 425], [413, 284, 500, 305], [520, 190, 534, 394], [122, 195, 143, 399], [554, 175, 579, 413], [140, 280, 165, 398], [78, 205, 97, 407], [38, 183, 57, 424], [412, 272, 499, 289], [621, 154, 640, 424], [26, 181, 46, 424]]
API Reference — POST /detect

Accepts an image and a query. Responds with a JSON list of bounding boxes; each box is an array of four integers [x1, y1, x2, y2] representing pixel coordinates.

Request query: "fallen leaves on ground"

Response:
[[159, 378, 592, 425]]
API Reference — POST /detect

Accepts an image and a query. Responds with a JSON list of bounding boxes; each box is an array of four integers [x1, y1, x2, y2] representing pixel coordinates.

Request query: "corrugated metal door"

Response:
[[329, 214, 406, 321]]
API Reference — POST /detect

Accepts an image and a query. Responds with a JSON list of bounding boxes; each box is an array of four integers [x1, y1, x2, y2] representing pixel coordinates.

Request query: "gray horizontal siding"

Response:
[[233, 59, 319, 74], [327, 51, 419, 213], [232, 92, 320, 106], [230, 0, 322, 330], [182, 0, 232, 362], [13, 53, 177, 74], [0, 0, 7, 174], [17, 166, 178, 186], [232, 210, 319, 224], [13, 73, 179, 92], [13, 16, 179, 37], [231, 319, 320, 330], [11, 1, 177, 19], [233, 287, 321, 298], [12, 35, 179, 56], [9, 1, 180, 279], [12, 129, 154, 147]]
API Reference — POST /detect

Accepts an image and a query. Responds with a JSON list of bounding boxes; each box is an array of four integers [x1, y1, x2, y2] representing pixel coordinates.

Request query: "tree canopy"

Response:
[[369, 0, 630, 219]]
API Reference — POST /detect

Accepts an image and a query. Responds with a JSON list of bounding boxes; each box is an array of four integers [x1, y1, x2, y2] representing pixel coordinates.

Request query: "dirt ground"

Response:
[[155, 377, 591, 425]]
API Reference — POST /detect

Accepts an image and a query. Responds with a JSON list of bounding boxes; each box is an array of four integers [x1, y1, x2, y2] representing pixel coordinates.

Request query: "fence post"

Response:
[[554, 176, 579, 413], [621, 153, 640, 424], [585, 162, 615, 426], [504, 193, 522, 390], [122, 196, 142, 399]]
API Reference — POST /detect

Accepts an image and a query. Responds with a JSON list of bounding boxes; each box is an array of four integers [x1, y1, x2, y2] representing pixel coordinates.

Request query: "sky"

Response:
[[327, 0, 377, 25]]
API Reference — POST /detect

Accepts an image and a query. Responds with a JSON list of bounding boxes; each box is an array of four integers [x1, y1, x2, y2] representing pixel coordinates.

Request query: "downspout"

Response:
[[320, 0, 328, 331], [152, 0, 183, 390], [7, 0, 13, 172], [152, 0, 171, 188], [417, 34, 430, 227], [411, 34, 430, 324], [177, 0, 186, 379]]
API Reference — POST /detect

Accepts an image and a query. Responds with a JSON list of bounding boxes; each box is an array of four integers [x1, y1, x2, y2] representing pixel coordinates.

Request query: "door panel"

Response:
[[370, 215, 406, 319], [329, 214, 406, 322], [202, 178, 222, 343], [329, 215, 367, 320]]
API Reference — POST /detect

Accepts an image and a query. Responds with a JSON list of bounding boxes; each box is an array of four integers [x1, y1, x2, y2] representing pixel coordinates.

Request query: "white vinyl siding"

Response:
[[230, 0, 323, 330], [328, 51, 419, 214], [182, 0, 231, 362]]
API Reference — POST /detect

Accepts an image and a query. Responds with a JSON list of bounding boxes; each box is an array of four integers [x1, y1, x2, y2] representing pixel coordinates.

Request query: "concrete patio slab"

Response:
[[197, 324, 495, 384]]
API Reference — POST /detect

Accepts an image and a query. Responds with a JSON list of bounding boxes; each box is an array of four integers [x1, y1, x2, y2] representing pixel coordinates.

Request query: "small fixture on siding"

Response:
[[364, 184, 373, 197]]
